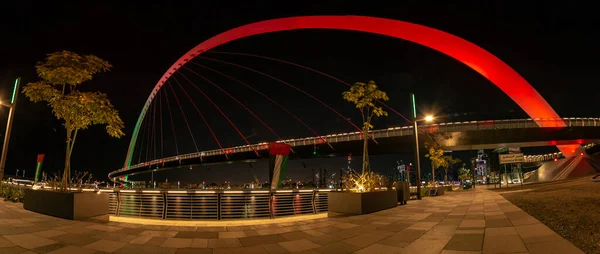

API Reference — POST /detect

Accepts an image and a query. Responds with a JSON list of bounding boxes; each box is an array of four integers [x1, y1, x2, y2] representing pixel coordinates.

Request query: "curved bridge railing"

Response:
[[112, 117, 600, 178], [101, 189, 330, 220]]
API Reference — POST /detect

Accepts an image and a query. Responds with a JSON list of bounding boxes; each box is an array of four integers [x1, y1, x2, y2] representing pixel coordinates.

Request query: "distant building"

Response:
[[475, 150, 489, 180]]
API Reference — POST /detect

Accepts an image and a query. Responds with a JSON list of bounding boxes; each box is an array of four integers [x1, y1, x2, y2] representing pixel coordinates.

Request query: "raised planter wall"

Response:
[[328, 190, 397, 215], [24, 189, 108, 220]]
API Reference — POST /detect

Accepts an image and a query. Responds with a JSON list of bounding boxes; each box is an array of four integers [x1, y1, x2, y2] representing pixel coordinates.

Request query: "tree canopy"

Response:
[[23, 51, 124, 191], [342, 80, 389, 130], [35, 50, 112, 90]]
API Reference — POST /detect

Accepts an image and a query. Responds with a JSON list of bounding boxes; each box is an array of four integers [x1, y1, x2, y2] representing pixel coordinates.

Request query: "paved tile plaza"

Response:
[[0, 189, 582, 254]]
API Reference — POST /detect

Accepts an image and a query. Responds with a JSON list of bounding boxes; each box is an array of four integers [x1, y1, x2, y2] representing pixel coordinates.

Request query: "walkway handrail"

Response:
[[101, 189, 331, 220], [112, 117, 600, 176]]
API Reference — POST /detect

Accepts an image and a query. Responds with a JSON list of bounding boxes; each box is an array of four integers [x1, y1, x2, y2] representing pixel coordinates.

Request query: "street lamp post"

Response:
[[0, 78, 20, 180], [410, 93, 434, 200]]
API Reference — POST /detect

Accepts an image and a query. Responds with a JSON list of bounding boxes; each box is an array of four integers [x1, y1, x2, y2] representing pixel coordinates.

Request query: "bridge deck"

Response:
[[110, 118, 600, 179]]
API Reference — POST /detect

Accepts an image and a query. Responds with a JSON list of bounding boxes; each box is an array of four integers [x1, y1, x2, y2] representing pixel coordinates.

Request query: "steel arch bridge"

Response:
[[115, 15, 579, 180]]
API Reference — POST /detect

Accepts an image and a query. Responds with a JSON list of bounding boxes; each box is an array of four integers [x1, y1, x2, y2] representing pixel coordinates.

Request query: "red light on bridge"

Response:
[[581, 152, 584, 156], [554, 158, 558, 162]]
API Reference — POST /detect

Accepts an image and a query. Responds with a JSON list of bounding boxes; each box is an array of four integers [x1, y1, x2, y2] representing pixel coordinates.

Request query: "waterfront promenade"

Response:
[[0, 189, 582, 254]]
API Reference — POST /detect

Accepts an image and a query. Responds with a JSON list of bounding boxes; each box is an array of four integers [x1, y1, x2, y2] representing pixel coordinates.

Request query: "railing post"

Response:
[[162, 192, 167, 219], [311, 190, 317, 214], [217, 191, 222, 220], [115, 191, 120, 217], [269, 190, 274, 219]]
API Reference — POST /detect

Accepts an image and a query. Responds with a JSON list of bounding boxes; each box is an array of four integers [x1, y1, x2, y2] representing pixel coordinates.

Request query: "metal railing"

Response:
[[113, 117, 600, 175], [101, 189, 331, 220], [524, 143, 596, 163]]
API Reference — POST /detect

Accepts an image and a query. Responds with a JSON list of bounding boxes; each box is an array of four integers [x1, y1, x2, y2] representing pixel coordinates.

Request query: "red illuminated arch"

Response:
[[124, 15, 568, 168]]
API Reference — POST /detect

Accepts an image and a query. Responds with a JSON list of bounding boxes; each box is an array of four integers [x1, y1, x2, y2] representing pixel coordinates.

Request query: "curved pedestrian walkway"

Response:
[[0, 189, 582, 254]]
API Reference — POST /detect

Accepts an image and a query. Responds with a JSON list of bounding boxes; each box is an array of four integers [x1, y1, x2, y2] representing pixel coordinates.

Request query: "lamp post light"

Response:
[[0, 77, 20, 180], [410, 92, 434, 200]]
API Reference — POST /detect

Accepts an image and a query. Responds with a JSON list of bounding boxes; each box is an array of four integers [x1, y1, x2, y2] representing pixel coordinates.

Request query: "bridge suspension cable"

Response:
[[170, 75, 225, 156], [175, 72, 260, 156], [187, 62, 332, 148], [206, 50, 413, 124], [151, 97, 157, 160], [165, 80, 200, 153], [181, 65, 282, 141], [194, 57, 363, 132], [162, 88, 180, 156], [159, 89, 164, 158]]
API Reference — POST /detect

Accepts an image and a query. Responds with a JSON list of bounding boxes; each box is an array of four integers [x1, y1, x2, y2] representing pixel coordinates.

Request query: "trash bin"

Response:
[[395, 182, 410, 205]]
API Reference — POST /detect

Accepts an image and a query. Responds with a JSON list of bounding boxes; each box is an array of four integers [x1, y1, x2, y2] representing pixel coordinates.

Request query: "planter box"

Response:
[[24, 189, 108, 220], [328, 190, 397, 215]]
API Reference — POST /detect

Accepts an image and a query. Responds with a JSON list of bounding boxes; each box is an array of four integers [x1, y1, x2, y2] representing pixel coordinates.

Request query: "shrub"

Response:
[[343, 171, 389, 192], [0, 182, 25, 202]]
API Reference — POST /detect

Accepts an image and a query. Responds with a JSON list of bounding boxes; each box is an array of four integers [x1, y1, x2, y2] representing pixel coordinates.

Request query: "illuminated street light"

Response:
[[410, 93, 437, 200], [0, 78, 20, 180]]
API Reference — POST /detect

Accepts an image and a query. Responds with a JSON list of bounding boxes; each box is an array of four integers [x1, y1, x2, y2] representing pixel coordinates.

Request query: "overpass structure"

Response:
[[109, 117, 600, 179]]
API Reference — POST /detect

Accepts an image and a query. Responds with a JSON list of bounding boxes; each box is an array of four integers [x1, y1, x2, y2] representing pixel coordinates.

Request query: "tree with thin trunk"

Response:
[[425, 142, 461, 182], [343, 81, 389, 173], [425, 142, 447, 183], [22, 51, 125, 191], [441, 155, 461, 182]]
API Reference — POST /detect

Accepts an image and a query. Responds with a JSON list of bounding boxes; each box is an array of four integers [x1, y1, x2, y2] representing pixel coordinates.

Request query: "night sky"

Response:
[[1, 2, 598, 183]]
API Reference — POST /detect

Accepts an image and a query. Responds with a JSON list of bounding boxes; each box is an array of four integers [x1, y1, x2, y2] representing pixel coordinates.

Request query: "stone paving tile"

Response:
[[117, 227, 147, 235], [140, 230, 179, 238], [263, 243, 290, 254], [213, 245, 270, 254], [526, 239, 585, 254], [307, 234, 343, 246], [0, 236, 15, 248], [342, 230, 393, 248], [514, 223, 556, 239], [3, 233, 56, 249], [175, 248, 213, 254], [175, 230, 218, 239], [240, 234, 287, 247], [406, 221, 439, 231], [92, 231, 138, 243], [190, 238, 209, 248], [129, 235, 153, 244], [219, 230, 247, 238], [482, 235, 528, 253], [385, 228, 426, 243], [278, 239, 320, 252], [209, 238, 243, 248], [440, 249, 481, 254], [84, 239, 127, 252], [313, 241, 359, 254], [47, 245, 97, 254], [166, 226, 197, 232], [31, 242, 68, 254], [405, 238, 451, 253], [355, 243, 404, 254], [113, 243, 177, 254], [146, 236, 169, 246], [459, 219, 485, 228], [444, 233, 484, 251], [279, 231, 313, 241], [49, 233, 98, 247], [0, 245, 29, 254], [161, 238, 193, 248], [33, 230, 67, 238], [87, 224, 123, 232], [484, 218, 512, 228], [484, 227, 518, 236]]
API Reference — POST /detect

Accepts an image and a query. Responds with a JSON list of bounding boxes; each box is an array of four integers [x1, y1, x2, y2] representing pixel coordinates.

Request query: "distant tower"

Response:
[[475, 150, 488, 179]]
